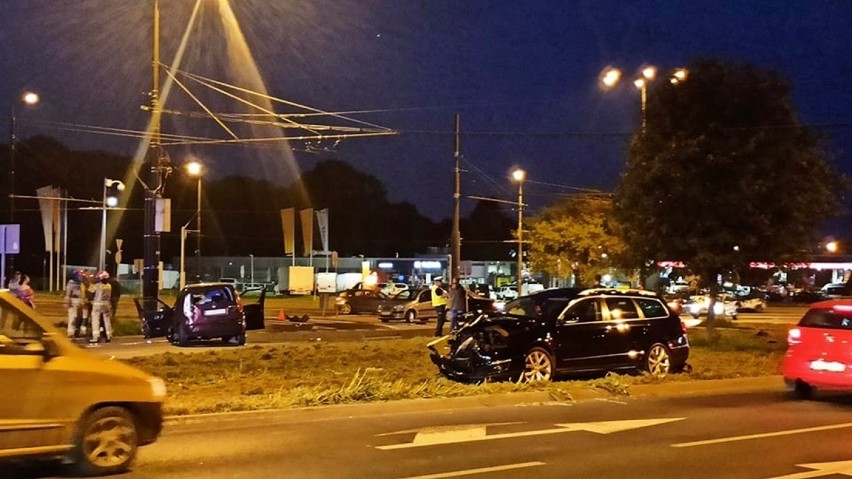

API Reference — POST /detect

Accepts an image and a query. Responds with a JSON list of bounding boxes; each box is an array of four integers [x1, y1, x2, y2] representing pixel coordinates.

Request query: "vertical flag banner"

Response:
[[36, 185, 56, 253], [281, 208, 295, 254], [316, 208, 329, 252], [300, 208, 314, 256]]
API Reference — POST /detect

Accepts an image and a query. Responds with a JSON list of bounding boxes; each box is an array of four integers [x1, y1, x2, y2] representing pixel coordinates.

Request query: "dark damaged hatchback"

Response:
[[428, 289, 690, 383]]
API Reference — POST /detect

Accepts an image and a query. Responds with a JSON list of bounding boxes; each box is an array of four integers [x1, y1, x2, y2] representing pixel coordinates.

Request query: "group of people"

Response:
[[7, 271, 35, 308], [430, 276, 468, 337], [64, 269, 118, 343]]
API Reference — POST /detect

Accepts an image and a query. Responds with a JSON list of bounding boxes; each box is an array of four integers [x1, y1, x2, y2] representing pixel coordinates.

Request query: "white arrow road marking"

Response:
[[399, 461, 545, 479], [764, 460, 852, 479], [376, 418, 684, 450], [672, 422, 852, 448]]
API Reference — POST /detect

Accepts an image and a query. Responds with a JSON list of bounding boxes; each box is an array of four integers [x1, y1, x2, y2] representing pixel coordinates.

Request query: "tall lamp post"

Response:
[[512, 168, 525, 287], [179, 160, 203, 289], [100, 179, 125, 272], [600, 66, 688, 133], [7, 91, 39, 282]]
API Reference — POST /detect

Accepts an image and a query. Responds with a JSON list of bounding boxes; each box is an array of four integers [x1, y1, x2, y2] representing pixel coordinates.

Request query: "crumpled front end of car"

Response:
[[428, 320, 520, 383]]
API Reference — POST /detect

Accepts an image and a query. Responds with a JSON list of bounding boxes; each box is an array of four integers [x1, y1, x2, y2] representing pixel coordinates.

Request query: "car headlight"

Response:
[[393, 305, 404, 311], [148, 376, 167, 399]]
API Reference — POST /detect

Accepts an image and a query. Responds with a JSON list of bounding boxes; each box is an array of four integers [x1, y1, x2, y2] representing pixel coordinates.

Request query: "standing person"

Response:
[[64, 270, 88, 338], [447, 277, 468, 332], [90, 271, 113, 343], [15, 274, 35, 308], [7, 271, 22, 296], [108, 275, 122, 321], [430, 276, 449, 336]]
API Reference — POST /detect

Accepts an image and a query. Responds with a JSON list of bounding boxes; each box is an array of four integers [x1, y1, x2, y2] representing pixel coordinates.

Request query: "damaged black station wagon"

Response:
[[428, 289, 689, 383]]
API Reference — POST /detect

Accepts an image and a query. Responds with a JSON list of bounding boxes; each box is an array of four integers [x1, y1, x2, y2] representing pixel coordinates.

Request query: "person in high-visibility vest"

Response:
[[89, 271, 113, 343], [431, 276, 449, 336], [64, 270, 88, 338]]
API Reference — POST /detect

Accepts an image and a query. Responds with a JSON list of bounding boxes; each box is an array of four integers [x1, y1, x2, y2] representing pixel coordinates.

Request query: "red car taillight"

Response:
[[787, 327, 802, 345]]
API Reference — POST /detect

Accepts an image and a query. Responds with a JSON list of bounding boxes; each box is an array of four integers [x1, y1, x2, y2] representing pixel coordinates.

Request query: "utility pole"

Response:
[[451, 114, 461, 281], [143, 0, 169, 316]]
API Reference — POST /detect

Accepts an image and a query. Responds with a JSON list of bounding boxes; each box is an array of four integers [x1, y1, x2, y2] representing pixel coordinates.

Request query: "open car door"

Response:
[[243, 288, 266, 331], [135, 297, 174, 338]]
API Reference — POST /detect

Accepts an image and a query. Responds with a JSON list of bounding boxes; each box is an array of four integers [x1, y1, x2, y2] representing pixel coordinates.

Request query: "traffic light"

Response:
[[104, 179, 125, 208]]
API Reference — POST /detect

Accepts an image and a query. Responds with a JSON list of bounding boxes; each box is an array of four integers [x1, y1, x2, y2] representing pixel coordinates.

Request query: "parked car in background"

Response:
[[138, 282, 265, 346], [820, 282, 847, 299], [377, 289, 423, 322], [429, 289, 689, 383], [497, 285, 518, 300], [389, 288, 497, 324], [381, 282, 410, 297], [336, 288, 390, 315], [784, 299, 852, 398], [0, 290, 165, 475], [683, 293, 739, 320]]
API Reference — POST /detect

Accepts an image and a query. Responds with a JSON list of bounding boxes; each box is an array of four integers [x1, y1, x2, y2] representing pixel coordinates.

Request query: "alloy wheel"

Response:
[[646, 344, 671, 377], [520, 347, 553, 383]]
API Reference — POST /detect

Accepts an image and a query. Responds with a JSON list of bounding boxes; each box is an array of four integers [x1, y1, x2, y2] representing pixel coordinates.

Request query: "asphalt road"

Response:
[[8, 381, 851, 478]]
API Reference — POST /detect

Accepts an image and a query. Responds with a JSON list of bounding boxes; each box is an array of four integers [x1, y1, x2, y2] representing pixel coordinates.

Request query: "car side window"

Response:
[[0, 300, 43, 345], [605, 298, 639, 320], [636, 298, 667, 318], [562, 299, 600, 323], [419, 291, 430, 303]]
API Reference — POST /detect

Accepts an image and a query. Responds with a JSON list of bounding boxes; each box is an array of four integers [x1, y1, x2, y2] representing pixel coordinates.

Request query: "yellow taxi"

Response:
[[0, 289, 165, 476]]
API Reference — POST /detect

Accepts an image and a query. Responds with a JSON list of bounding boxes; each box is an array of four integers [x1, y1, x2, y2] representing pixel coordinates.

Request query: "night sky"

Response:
[[2, 1, 850, 225]]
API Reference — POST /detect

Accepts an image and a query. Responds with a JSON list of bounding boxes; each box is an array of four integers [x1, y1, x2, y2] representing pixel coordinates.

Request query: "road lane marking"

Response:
[[399, 461, 545, 479], [377, 418, 684, 450], [672, 422, 852, 448], [764, 460, 852, 479]]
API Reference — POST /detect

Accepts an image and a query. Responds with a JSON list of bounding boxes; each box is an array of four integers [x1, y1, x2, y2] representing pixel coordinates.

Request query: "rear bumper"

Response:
[[783, 358, 852, 390], [186, 321, 245, 339]]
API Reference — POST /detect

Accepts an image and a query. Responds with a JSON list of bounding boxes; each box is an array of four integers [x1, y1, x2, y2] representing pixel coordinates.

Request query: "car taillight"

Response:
[[787, 327, 802, 345], [236, 297, 244, 313]]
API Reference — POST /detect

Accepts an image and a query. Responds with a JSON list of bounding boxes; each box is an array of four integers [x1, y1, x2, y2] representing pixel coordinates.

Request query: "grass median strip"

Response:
[[124, 324, 789, 416]]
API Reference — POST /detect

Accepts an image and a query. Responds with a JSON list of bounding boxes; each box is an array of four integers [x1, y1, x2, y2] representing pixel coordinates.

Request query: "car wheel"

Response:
[[405, 310, 416, 323], [176, 325, 189, 347], [71, 406, 138, 476], [221, 336, 233, 344], [791, 379, 814, 400], [645, 343, 671, 378], [380, 318, 390, 323], [339, 303, 352, 315], [519, 347, 554, 383], [236, 333, 247, 346]]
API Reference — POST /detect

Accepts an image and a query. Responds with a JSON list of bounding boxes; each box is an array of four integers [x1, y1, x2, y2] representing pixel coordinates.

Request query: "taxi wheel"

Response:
[[405, 310, 416, 323], [72, 406, 138, 477], [519, 347, 553, 383], [339, 303, 352, 315], [645, 343, 671, 378]]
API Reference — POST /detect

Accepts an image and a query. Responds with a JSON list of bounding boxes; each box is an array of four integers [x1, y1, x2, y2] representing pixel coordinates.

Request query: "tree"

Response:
[[614, 59, 848, 332], [527, 195, 626, 287]]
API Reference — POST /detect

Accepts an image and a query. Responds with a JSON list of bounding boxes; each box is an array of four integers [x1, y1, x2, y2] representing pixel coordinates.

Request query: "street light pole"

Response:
[[512, 169, 525, 287], [7, 91, 39, 282], [179, 160, 203, 289]]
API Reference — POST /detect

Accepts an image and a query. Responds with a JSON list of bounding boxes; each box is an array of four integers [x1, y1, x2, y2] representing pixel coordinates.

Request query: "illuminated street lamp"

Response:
[[100, 179, 125, 272], [7, 91, 39, 282], [179, 160, 203, 289], [601, 66, 688, 133], [826, 240, 839, 254], [512, 168, 526, 286]]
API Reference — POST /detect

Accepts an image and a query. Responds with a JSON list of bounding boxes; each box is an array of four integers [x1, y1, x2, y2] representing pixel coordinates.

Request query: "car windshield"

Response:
[[799, 308, 852, 330]]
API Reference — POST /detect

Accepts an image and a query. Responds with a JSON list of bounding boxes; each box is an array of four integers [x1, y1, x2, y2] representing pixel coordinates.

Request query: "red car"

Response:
[[783, 299, 852, 398]]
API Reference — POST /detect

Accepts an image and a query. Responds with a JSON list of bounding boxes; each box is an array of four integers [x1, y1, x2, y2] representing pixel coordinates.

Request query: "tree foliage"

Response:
[[614, 60, 847, 281], [526, 195, 626, 286]]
